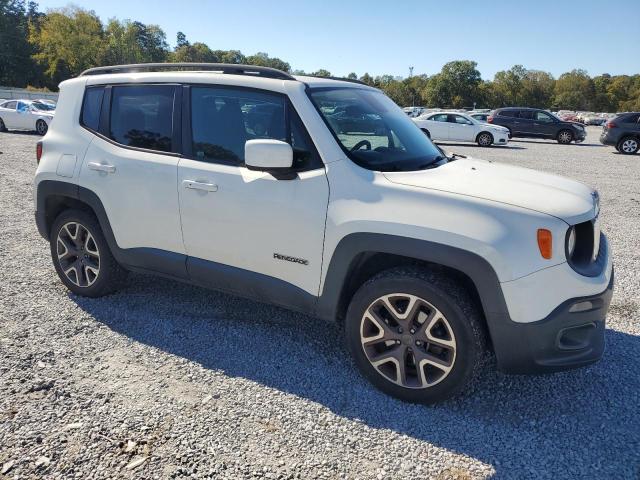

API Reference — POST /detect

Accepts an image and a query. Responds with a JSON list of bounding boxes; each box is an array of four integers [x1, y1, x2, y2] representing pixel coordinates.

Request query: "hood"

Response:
[[383, 158, 597, 224]]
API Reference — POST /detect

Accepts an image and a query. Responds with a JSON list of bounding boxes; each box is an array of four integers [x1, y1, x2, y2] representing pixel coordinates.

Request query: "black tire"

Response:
[[50, 209, 127, 297], [345, 267, 489, 404], [476, 132, 493, 147], [36, 119, 48, 136], [421, 128, 431, 138], [557, 129, 573, 144], [617, 136, 639, 155], [0, 117, 6, 132]]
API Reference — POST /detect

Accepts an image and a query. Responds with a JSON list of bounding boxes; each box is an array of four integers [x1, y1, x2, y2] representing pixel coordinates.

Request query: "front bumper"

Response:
[[491, 271, 613, 374], [574, 129, 587, 142]]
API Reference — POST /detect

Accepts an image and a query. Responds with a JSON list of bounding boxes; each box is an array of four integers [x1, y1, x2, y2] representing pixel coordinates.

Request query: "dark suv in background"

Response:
[[599, 112, 640, 154], [488, 107, 586, 144]]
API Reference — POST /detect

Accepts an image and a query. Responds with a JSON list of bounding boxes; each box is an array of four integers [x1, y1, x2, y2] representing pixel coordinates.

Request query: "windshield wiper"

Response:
[[448, 152, 467, 160]]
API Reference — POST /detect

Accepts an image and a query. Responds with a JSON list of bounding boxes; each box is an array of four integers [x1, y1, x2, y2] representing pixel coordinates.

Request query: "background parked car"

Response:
[[600, 112, 640, 154], [0, 99, 54, 135], [469, 112, 490, 122], [488, 107, 586, 144], [413, 111, 510, 146]]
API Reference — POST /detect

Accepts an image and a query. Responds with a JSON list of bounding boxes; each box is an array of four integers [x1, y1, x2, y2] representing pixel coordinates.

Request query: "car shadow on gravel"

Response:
[[74, 274, 640, 477]]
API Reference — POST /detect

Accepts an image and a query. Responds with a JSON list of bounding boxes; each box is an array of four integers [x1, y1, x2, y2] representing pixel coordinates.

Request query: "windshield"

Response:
[[32, 101, 55, 111], [308, 87, 444, 171]]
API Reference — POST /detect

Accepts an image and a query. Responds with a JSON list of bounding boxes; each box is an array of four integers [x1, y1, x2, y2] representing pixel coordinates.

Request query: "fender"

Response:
[[316, 233, 517, 368]]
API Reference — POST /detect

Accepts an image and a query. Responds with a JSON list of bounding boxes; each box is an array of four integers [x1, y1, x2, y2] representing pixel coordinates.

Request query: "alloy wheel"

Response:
[[360, 293, 457, 389], [558, 131, 572, 144], [478, 133, 492, 146], [56, 222, 100, 287], [36, 120, 48, 135], [621, 139, 638, 153]]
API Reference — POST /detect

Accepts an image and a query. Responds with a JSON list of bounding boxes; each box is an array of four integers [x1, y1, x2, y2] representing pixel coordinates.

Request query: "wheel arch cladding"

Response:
[[317, 233, 509, 345]]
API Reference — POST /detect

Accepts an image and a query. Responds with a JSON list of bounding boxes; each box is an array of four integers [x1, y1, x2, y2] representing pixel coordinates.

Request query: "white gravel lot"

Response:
[[0, 127, 639, 479]]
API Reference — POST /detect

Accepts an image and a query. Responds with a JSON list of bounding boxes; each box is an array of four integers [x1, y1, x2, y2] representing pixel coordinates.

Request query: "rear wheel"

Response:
[[476, 132, 493, 147], [36, 119, 48, 136], [617, 136, 639, 154], [557, 129, 573, 144], [50, 209, 127, 297], [345, 267, 489, 403]]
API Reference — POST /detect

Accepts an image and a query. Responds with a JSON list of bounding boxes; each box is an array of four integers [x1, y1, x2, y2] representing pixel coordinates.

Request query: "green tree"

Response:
[[170, 42, 218, 63], [423, 60, 481, 108], [310, 68, 331, 77], [245, 52, 290, 72], [359, 72, 374, 85], [346, 72, 357, 80], [553, 69, 594, 110], [29, 6, 105, 86], [102, 19, 168, 65], [0, 0, 35, 87]]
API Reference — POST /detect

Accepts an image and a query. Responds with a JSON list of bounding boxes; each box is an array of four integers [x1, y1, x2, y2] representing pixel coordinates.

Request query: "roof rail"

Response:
[[304, 75, 367, 85], [78, 63, 295, 80]]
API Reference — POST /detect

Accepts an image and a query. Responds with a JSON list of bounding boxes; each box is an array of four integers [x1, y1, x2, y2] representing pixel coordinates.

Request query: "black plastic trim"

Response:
[[490, 270, 614, 373]]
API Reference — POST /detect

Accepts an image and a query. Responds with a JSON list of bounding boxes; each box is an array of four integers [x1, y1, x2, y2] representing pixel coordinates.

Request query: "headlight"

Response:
[[567, 226, 576, 257]]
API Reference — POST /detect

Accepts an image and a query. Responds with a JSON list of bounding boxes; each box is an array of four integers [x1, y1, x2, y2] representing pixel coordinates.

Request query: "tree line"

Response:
[[2, 1, 639, 112]]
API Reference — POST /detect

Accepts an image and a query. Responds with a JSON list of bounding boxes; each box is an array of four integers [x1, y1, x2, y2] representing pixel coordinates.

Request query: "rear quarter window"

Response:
[[80, 86, 105, 132], [498, 110, 518, 118]]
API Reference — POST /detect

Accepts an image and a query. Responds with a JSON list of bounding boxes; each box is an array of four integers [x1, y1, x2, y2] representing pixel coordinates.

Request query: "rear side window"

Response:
[[622, 113, 640, 123], [429, 113, 449, 122], [81, 86, 104, 132], [109, 85, 175, 153], [518, 110, 533, 120]]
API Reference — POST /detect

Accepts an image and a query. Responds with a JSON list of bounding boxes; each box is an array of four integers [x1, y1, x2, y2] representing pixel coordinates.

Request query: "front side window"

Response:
[[535, 111, 554, 123], [309, 87, 443, 171], [190, 86, 318, 169], [452, 115, 473, 125], [109, 85, 175, 152]]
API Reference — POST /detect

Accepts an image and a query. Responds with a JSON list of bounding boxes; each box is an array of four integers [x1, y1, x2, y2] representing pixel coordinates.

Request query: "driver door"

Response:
[[449, 114, 475, 141], [178, 85, 329, 303]]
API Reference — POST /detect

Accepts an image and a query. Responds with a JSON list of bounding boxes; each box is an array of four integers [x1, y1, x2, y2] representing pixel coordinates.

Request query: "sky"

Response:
[[35, 0, 640, 79]]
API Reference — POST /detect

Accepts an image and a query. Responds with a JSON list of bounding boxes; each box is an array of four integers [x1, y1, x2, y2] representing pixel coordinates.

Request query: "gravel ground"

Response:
[[0, 127, 639, 479]]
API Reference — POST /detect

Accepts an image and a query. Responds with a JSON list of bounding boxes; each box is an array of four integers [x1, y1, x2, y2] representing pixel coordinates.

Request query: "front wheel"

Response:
[[36, 119, 48, 136], [421, 128, 431, 138], [0, 117, 6, 132], [476, 132, 493, 147], [50, 209, 127, 297], [345, 267, 488, 403], [557, 129, 573, 144], [617, 137, 639, 154]]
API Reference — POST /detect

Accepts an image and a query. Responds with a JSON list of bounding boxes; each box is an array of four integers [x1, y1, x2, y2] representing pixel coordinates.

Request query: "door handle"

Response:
[[183, 180, 218, 192], [88, 162, 116, 174]]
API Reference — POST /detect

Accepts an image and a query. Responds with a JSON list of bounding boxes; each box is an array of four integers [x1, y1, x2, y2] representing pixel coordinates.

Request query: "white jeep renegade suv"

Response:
[[34, 63, 613, 403]]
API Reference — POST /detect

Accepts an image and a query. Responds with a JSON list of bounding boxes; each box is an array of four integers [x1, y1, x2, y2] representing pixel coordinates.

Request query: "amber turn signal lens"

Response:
[[537, 229, 553, 259]]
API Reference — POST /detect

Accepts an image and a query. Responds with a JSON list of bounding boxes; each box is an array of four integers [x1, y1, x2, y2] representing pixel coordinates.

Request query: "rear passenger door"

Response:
[[177, 85, 329, 306], [0, 101, 18, 128], [425, 113, 450, 140], [79, 84, 186, 274], [513, 109, 535, 136]]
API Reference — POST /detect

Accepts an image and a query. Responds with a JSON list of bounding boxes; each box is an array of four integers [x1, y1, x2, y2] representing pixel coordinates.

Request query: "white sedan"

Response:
[[0, 99, 55, 135], [413, 111, 510, 146]]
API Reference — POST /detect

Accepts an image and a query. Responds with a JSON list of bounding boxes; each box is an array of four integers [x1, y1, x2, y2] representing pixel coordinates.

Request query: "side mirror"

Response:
[[245, 139, 293, 172]]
